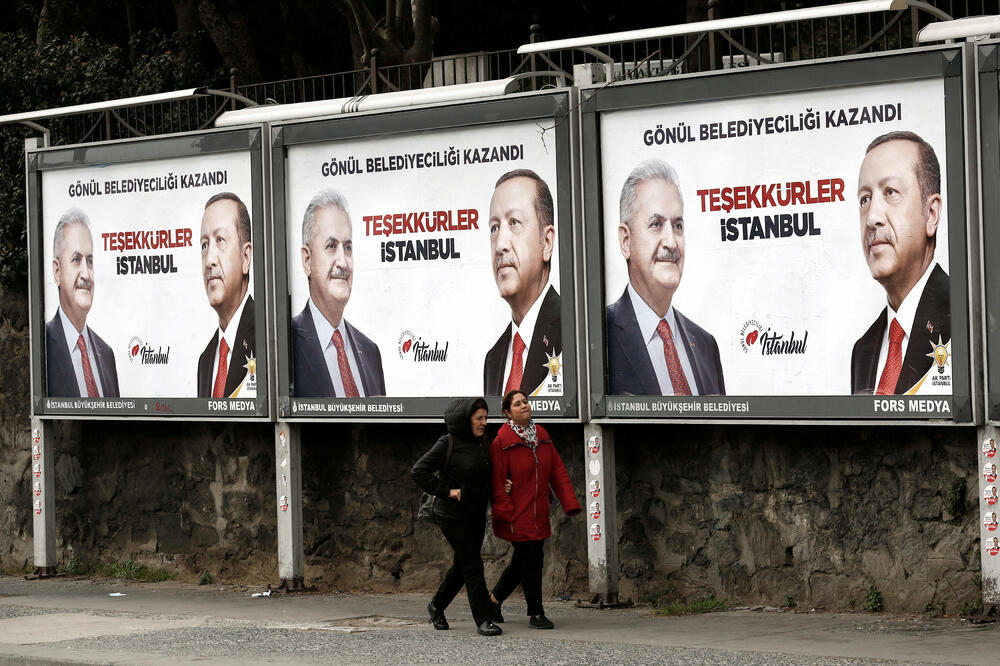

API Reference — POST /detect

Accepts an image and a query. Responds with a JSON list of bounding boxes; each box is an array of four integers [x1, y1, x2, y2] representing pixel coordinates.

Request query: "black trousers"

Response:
[[492, 539, 545, 616], [432, 515, 491, 625]]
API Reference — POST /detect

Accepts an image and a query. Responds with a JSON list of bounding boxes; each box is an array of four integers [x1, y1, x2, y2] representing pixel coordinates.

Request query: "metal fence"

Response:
[[26, 0, 1000, 145]]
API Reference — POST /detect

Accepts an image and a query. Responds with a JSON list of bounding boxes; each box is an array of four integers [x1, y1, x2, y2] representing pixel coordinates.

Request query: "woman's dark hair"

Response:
[[501, 390, 527, 413], [470, 397, 488, 415]]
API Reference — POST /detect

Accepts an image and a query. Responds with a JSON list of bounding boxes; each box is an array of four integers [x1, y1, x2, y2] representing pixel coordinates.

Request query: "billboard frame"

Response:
[[26, 127, 272, 421], [269, 90, 583, 422], [581, 45, 975, 425]]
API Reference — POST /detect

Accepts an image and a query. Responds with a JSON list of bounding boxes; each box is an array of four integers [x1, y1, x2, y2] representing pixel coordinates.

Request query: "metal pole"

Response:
[[581, 423, 628, 607], [229, 68, 239, 111], [708, 0, 719, 71], [275, 422, 304, 589], [31, 417, 56, 576], [530, 24, 543, 92], [371, 49, 380, 95], [979, 425, 1000, 606]]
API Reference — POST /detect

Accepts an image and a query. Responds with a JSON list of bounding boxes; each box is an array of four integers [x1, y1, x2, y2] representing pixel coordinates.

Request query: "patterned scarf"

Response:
[[508, 418, 538, 450]]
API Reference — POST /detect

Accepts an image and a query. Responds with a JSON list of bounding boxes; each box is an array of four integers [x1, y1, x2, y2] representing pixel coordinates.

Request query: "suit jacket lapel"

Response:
[[47, 317, 80, 398], [488, 325, 512, 396], [522, 286, 560, 393], [295, 306, 335, 397], [344, 320, 375, 397], [611, 288, 660, 395], [673, 310, 705, 395], [224, 296, 255, 397], [896, 264, 949, 393], [198, 330, 218, 398]]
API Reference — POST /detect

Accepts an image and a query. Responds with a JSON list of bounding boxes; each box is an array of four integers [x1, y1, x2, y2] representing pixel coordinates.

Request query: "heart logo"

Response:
[[131, 344, 140, 357], [745, 330, 759, 346], [402, 339, 412, 353]]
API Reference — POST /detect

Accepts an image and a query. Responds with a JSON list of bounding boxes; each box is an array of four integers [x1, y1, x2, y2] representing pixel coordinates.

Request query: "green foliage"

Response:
[[198, 570, 214, 585], [847, 598, 856, 609], [924, 601, 945, 617], [959, 599, 984, 616], [0, 29, 218, 287], [864, 585, 883, 612], [944, 477, 967, 517], [59, 558, 87, 575], [652, 595, 734, 616], [782, 595, 796, 609], [96, 559, 172, 582]]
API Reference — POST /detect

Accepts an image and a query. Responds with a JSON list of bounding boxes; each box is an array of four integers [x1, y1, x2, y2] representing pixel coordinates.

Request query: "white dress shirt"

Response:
[[210, 289, 251, 394], [501, 281, 552, 391], [58, 307, 105, 397], [627, 283, 700, 396], [309, 299, 366, 397], [873, 262, 935, 391]]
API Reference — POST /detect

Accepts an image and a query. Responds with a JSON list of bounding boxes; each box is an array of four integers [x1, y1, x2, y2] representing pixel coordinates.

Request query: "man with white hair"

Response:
[[292, 188, 385, 397], [606, 158, 724, 396], [46, 208, 120, 397]]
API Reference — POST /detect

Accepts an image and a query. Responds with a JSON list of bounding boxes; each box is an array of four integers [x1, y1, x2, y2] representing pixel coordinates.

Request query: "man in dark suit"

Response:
[[197, 192, 256, 398], [484, 169, 561, 397], [46, 209, 120, 398], [606, 159, 724, 396], [852, 131, 949, 395], [292, 189, 385, 398]]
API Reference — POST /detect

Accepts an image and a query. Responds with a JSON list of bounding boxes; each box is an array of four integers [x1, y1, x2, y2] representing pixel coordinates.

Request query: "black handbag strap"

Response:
[[442, 434, 453, 471]]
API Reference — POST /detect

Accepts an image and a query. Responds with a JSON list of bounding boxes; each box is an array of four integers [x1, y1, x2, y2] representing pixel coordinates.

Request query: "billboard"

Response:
[[584, 48, 971, 421], [272, 93, 578, 419], [28, 129, 268, 418]]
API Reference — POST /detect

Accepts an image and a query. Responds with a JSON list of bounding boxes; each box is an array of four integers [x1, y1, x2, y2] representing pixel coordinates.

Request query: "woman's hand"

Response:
[[504, 479, 513, 494], [449, 488, 462, 501]]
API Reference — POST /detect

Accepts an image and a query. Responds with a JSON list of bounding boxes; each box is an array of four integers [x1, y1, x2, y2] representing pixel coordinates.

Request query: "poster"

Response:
[[598, 77, 956, 418], [37, 145, 264, 417], [281, 117, 569, 417]]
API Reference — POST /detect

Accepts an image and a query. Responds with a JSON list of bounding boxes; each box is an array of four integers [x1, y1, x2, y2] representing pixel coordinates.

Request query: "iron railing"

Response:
[[16, 0, 999, 146]]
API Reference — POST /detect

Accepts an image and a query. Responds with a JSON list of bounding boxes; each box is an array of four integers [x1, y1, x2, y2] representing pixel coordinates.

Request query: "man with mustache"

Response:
[[484, 169, 561, 397], [852, 131, 949, 395], [291, 189, 385, 397], [197, 192, 257, 398], [45, 209, 120, 397], [606, 159, 725, 396]]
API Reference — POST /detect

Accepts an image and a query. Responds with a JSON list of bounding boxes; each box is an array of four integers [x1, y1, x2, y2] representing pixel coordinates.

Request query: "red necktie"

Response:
[[76, 334, 100, 398], [332, 330, 360, 398], [212, 337, 229, 398], [504, 332, 526, 396], [656, 320, 691, 396], [875, 318, 905, 395]]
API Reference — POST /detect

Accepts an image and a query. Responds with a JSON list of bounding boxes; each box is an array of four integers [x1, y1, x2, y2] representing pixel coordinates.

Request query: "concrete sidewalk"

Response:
[[0, 575, 993, 665]]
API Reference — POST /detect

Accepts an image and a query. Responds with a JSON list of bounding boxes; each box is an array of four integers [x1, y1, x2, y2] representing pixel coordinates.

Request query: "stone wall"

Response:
[[0, 284, 981, 610]]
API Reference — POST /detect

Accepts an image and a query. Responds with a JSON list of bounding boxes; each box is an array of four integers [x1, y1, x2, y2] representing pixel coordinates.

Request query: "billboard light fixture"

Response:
[[0, 88, 255, 144], [214, 76, 523, 128], [517, 0, 911, 54], [917, 15, 1000, 43]]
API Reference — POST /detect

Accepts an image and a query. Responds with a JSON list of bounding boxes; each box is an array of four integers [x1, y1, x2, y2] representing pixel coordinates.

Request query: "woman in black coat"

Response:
[[411, 397, 502, 636]]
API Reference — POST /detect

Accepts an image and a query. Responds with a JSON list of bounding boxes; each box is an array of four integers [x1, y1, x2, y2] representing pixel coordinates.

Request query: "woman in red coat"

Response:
[[489, 389, 581, 629]]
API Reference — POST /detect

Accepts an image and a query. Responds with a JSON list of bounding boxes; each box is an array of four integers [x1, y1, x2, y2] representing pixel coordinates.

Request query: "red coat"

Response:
[[490, 422, 581, 542]]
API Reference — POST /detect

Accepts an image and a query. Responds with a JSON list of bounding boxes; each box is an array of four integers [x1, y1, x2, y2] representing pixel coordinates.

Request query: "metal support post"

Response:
[[275, 421, 305, 590], [578, 423, 630, 608], [31, 417, 56, 575], [979, 424, 1000, 607]]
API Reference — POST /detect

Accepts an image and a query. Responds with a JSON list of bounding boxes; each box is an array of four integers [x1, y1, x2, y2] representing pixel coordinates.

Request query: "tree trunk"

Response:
[[197, 0, 264, 83]]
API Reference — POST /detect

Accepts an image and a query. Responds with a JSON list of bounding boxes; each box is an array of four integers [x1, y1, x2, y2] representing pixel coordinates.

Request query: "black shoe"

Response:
[[427, 601, 449, 630], [477, 620, 502, 636], [529, 614, 554, 629], [491, 601, 504, 623]]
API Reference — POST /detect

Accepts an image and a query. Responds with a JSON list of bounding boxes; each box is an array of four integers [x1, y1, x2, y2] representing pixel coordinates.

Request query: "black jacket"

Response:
[[411, 397, 491, 522]]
